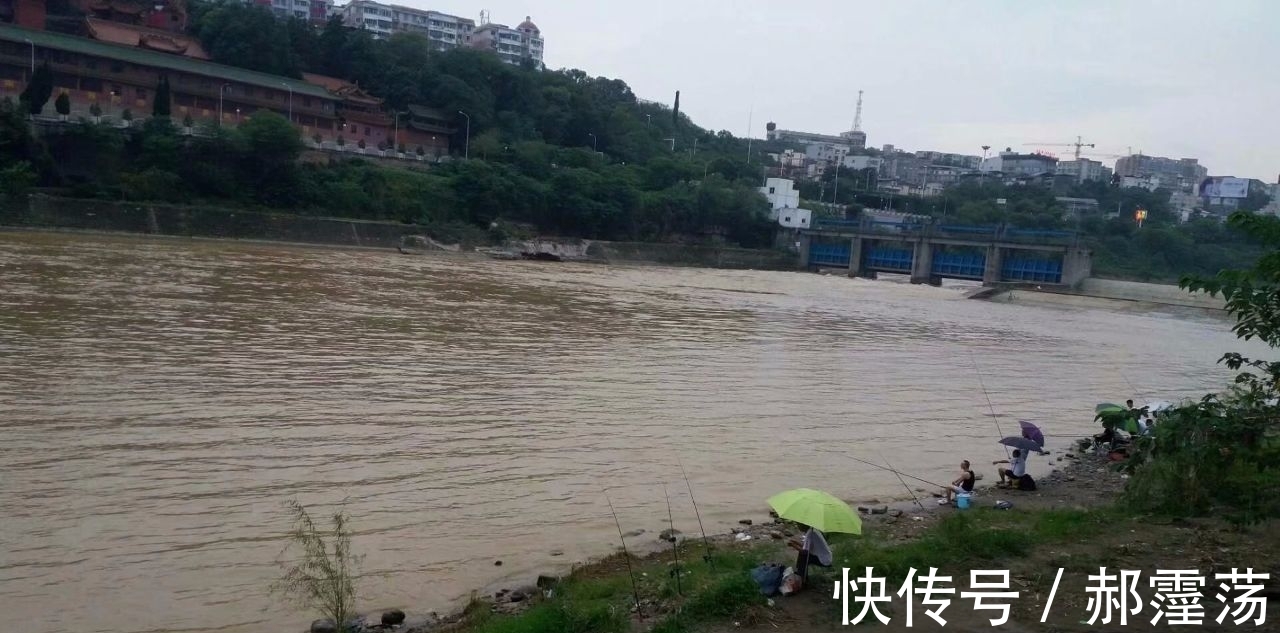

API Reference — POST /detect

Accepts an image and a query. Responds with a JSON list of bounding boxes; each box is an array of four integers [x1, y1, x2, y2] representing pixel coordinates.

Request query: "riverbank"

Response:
[[975, 278, 1225, 314], [0, 195, 798, 271], [353, 448, 1276, 633]]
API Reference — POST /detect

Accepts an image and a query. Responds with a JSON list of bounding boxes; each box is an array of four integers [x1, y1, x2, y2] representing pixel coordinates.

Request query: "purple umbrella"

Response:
[[1018, 420, 1045, 447], [1000, 436, 1045, 454]]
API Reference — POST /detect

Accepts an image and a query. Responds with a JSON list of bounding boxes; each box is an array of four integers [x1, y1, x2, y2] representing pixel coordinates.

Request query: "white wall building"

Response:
[[841, 155, 883, 171], [759, 178, 800, 210], [471, 16, 544, 67], [804, 142, 850, 163], [256, 0, 332, 23], [1120, 175, 1161, 192], [1057, 158, 1112, 182], [776, 208, 812, 229]]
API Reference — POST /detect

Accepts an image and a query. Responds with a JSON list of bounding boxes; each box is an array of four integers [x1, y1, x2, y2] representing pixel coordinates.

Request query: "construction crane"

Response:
[[1023, 135, 1095, 161]]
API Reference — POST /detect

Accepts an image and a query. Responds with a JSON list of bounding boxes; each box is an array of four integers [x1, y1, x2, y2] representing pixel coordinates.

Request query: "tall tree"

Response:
[[19, 62, 54, 115], [152, 76, 171, 118], [54, 92, 70, 119]]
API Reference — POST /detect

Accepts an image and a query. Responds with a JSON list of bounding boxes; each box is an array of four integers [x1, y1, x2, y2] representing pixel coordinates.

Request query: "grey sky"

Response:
[[416, 0, 1277, 180]]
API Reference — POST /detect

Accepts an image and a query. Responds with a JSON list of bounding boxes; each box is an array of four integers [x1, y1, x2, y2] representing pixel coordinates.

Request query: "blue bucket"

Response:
[[956, 493, 972, 510]]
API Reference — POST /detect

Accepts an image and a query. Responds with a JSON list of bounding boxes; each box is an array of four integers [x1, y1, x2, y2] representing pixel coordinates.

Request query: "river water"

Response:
[[0, 232, 1255, 633]]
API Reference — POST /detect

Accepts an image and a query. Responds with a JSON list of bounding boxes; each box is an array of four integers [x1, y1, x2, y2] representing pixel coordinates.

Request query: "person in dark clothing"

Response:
[[939, 460, 975, 505]]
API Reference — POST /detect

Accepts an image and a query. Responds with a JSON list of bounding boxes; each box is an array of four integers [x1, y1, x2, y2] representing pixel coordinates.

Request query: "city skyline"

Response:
[[388, 0, 1277, 180]]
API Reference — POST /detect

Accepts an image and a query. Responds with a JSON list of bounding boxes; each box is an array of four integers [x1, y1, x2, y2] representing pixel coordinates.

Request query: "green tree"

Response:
[[152, 76, 172, 118], [19, 62, 54, 115], [54, 92, 70, 118]]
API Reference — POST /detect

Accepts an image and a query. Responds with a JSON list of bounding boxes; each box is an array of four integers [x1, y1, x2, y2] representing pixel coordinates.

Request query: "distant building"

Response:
[[1169, 190, 1200, 222], [775, 208, 811, 229], [339, 1, 477, 52], [1056, 158, 1112, 183], [470, 16, 543, 67], [249, 0, 333, 24], [839, 129, 866, 150], [1120, 175, 1161, 192], [981, 149, 1057, 176], [841, 155, 883, 171], [804, 141, 849, 164], [1114, 154, 1207, 191], [759, 178, 800, 210], [1056, 197, 1100, 219]]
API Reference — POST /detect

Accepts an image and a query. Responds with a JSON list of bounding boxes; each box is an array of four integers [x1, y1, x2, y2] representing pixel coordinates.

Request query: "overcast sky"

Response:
[[415, 0, 1277, 180]]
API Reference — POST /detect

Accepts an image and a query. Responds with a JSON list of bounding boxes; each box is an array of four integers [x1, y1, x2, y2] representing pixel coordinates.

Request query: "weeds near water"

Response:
[[272, 500, 361, 631]]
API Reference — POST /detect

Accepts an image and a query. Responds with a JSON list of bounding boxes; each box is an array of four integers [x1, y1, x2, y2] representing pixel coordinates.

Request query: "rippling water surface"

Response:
[[0, 232, 1254, 633]]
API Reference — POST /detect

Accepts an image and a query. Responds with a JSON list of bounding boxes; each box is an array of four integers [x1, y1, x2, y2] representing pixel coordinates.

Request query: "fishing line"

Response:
[[604, 490, 644, 620], [675, 455, 714, 569], [969, 349, 1012, 459], [662, 484, 683, 596], [847, 454, 952, 490], [879, 451, 925, 510]]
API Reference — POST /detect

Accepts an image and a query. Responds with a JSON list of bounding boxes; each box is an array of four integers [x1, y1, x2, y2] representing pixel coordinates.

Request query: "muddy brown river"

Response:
[[0, 231, 1257, 633]]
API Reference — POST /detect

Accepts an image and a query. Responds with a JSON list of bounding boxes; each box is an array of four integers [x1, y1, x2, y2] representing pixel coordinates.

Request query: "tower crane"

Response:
[[1022, 136, 1095, 161]]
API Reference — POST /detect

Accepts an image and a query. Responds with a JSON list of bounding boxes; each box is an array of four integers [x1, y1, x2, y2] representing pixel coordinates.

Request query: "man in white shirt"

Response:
[[993, 449, 1027, 486]]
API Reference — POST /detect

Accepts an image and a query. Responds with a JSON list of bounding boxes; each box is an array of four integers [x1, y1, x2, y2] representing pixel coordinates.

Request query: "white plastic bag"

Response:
[[779, 567, 802, 595]]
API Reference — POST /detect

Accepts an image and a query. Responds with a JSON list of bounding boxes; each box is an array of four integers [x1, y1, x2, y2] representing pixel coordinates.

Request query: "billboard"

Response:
[[1200, 177, 1250, 199]]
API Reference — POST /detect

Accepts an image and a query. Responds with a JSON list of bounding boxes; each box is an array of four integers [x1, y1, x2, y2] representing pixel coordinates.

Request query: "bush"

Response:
[[273, 501, 361, 630]]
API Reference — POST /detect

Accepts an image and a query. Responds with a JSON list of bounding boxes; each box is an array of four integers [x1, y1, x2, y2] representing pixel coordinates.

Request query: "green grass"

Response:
[[458, 507, 1127, 633]]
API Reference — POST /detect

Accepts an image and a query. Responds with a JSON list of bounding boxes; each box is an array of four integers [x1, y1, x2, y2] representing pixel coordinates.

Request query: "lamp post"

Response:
[[457, 109, 470, 159], [22, 38, 33, 74], [280, 82, 292, 123], [980, 145, 991, 186], [217, 83, 230, 127], [393, 110, 408, 151], [645, 114, 651, 129], [588, 132, 597, 152]]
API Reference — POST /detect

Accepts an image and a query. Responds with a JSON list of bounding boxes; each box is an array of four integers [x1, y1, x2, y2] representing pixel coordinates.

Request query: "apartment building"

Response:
[[470, 16, 542, 67], [1114, 154, 1207, 191], [251, 0, 333, 24]]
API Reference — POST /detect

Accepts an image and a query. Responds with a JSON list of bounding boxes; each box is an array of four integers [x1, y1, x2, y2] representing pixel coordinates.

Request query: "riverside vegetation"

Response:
[[274, 210, 1280, 632], [1, 1, 1271, 276]]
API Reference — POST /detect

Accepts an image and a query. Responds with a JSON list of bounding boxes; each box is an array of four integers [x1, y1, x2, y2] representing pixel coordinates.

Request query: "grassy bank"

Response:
[[447, 504, 1126, 633]]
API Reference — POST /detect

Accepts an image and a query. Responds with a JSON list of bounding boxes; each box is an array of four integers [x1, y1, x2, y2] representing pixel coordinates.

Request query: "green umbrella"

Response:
[[767, 488, 862, 535], [1096, 402, 1126, 414]]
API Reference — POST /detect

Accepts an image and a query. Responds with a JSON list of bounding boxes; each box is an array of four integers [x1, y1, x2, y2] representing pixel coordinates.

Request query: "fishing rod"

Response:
[[847, 454, 952, 490], [662, 484, 683, 597], [969, 349, 1012, 459], [604, 490, 644, 620], [879, 451, 925, 510], [676, 455, 714, 569]]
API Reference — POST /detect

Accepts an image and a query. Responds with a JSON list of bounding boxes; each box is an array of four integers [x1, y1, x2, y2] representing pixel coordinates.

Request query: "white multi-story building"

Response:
[[339, 1, 478, 51], [804, 142, 849, 163], [341, 0, 394, 37], [1056, 158, 1113, 183], [252, 0, 333, 24], [759, 178, 800, 210], [471, 16, 544, 67]]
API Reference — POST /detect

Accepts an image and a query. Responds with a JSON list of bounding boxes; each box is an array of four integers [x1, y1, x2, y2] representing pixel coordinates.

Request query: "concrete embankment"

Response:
[[979, 277, 1225, 312], [0, 195, 800, 270]]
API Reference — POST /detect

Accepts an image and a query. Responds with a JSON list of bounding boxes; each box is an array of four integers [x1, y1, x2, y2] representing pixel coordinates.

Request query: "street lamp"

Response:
[[645, 114, 651, 129], [393, 110, 408, 151], [980, 144, 991, 185], [588, 132, 597, 152], [280, 82, 292, 123], [457, 109, 470, 159], [217, 83, 230, 127]]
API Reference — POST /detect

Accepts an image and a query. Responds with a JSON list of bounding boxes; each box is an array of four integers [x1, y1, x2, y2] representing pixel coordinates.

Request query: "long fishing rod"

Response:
[[662, 484, 683, 597], [676, 455, 714, 569], [847, 454, 951, 490], [604, 490, 644, 620], [880, 451, 925, 510], [969, 349, 1012, 459]]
